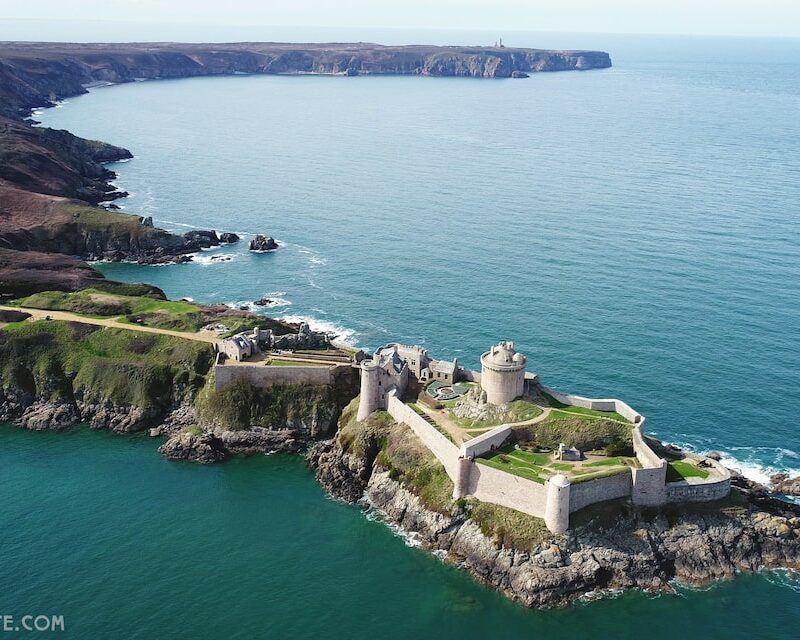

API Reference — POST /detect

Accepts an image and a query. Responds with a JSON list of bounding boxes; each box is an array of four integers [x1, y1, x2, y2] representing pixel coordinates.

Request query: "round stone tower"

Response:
[[544, 474, 571, 534], [356, 360, 382, 422], [479, 341, 527, 405]]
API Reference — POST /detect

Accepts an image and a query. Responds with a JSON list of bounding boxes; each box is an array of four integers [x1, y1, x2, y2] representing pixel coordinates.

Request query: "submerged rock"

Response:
[[249, 235, 278, 251]]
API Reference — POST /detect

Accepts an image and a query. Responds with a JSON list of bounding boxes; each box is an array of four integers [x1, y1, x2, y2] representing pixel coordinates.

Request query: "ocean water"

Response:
[[14, 32, 800, 635]]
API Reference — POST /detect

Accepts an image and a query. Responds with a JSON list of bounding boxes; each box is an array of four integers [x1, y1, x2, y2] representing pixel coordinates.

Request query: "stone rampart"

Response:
[[460, 424, 512, 458], [214, 363, 338, 391], [568, 472, 632, 513], [467, 461, 549, 518], [385, 391, 461, 480], [665, 477, 731, 503]]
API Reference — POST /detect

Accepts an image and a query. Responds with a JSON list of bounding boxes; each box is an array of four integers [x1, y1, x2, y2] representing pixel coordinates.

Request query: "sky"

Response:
[[0, 0, 799, 40]]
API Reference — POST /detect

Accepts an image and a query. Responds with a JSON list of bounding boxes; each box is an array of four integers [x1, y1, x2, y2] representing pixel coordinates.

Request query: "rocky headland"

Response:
[[0, 42, 612, 119], [308, 403, 800, 608]]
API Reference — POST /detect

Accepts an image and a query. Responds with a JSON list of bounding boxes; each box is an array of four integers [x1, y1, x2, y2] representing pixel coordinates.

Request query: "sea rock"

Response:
[[137, 254, 192, 265], [707, 451, 722, 461], [511, 70, 530, 78], [249, 235, 278, 251], [771, 473, 800, 496], [253, 297, 273, 306], [183, 229, 220, 248], [159, 430, 230, 463], [16, 401, 80, 431], [140, 215, 154, 227], [219, 232, 240, 243]]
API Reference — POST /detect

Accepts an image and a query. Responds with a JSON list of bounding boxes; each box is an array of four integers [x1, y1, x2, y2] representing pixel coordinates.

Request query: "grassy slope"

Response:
[[12, 288, 270, 334], [195, 376, 345, 433], [0, 319, 212, 408]]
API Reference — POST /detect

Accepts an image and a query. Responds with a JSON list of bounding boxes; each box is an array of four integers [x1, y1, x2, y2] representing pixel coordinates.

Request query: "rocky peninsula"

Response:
[[3, 40, 799, 610]]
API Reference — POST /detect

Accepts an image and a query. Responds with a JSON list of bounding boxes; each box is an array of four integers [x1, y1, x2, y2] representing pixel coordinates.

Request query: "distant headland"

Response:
[[0, 41, 611, 117]]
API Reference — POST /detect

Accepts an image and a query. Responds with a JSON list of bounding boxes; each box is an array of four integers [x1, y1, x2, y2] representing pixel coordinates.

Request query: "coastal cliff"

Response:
[[308, 403, 800, 608], [0, 42, 611, 117]]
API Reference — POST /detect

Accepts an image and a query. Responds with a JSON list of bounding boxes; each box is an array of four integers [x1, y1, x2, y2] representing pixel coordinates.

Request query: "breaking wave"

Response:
[[278, 313, 357, 348]]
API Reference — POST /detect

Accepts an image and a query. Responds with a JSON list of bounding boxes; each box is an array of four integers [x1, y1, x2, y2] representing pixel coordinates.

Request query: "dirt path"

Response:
[[2, 305, 223, 344]]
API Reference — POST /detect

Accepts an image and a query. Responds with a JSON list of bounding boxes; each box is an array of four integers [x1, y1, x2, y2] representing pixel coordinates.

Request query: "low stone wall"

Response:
[[385, 391, 461, 480], [540, 385, 642, 424], [214, 363, 338, 391], [467, 461, 549, 518], [569, 472, 632, 513], [665, 459, 731, 503], [460, 424, 512, 458]]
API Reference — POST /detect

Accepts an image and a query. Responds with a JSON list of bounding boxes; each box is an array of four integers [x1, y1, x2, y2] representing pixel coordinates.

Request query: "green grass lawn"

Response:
[[666, 460, 710, 482], [265, 359, 328, 367], [542, 392, 631, 423], [12, 289, 264, 335], [477, 445, 633, 485]]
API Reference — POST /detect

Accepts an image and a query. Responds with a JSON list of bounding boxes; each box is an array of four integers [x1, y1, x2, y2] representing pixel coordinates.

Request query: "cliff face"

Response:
[[0, 42, 612, 117], [308, 423, 800, 609]]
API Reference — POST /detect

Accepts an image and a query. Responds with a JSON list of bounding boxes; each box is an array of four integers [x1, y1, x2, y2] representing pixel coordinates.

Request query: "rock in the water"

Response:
[[511, 70, 529, 78], [159, 430, 230, 463], [219, 232, 240, 243], [254, 297, 274, 306], [707, 451, 722, 461], [183, 229, 220, 248], [771, 473, 800, 496], [249, 234, 278, 251]]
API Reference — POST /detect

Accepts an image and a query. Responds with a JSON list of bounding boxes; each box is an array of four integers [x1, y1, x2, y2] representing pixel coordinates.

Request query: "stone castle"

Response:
[[356, 340, 732, 534]]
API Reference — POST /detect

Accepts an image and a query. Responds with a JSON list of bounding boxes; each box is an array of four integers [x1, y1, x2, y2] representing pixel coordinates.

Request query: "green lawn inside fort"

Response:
[[476, 445, 638, 484], [666, 459, 711, 482], [265, 358, 328, 367]]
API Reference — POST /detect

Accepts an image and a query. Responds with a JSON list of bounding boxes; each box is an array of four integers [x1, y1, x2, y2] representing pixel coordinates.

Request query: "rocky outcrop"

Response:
[[309, 433, 800, 608], [219, 232, 239, 244], [159, 429, 230, 463], [771, 473, 800, 496], [249, 234, 278, 251]]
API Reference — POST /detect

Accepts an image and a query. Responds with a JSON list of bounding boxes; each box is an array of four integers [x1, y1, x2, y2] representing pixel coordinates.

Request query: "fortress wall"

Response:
[[386, 391, 461, 480], [539, 385, 642, 424], [460, 424, 512, 458], [631, 465, 667, 506], [665, 477, 731, 503], [568, 472, 632, 513], [467, 461, 549, 518], [632, 422, 663, 469], [214, 364, 337, 391]]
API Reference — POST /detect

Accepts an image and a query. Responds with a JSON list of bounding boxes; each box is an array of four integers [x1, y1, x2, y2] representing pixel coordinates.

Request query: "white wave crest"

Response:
[[191, 253, 237, 266], [278, 313, 357, 347]]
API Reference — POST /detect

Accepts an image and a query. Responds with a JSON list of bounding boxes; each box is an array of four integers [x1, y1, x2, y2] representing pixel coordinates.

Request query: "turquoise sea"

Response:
[[8, 31, 800, 637]]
